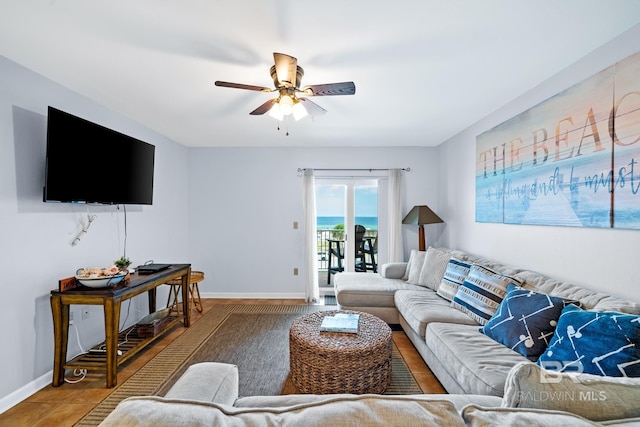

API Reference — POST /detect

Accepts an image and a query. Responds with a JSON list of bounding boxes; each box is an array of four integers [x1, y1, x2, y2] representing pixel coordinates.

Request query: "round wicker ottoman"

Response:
[[289, 310, 392, 394]]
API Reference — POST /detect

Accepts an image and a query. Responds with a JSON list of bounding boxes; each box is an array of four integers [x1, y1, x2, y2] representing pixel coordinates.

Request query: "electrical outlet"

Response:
[[293, 268, 299, 276], [82, 306, 90, 320]]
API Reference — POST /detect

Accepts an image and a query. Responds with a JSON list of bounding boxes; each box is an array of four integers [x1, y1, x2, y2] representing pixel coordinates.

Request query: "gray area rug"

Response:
[[162, 312, 421, 397], [172, 313, 306, 397]]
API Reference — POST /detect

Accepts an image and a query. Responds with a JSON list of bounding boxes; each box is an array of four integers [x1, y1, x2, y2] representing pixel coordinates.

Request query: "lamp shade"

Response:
[[402, 205, 443, 251], [402, 205, 443, 225]]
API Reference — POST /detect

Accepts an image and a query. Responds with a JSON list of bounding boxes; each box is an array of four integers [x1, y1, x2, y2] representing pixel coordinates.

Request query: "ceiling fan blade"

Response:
[[301, 82, 356, 96], [249, 99, 277, 115], [298, 98, 327, 119], [273, 52, 298, 87], [215, 81, 272, 92]]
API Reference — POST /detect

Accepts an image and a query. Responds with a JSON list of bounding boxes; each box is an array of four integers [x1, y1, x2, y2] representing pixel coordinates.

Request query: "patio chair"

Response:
[[362, 234, 378, 273], [327, 225, 367, 283]]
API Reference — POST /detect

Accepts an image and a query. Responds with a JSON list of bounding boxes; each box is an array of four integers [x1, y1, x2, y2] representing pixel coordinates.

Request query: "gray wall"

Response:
[[438, 24, 640, 303], [186, 146, 441, 297], [0, 56, 189, 408]]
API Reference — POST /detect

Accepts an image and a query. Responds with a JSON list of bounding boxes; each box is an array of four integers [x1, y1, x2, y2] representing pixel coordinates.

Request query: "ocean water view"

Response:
[[317, 216, 378, 231]]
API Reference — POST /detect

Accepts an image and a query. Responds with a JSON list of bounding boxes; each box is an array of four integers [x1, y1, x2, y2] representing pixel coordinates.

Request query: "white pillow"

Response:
[[402, 250, 415, 280], [406, 250, 427, 285], [418, 247, 452, 290]]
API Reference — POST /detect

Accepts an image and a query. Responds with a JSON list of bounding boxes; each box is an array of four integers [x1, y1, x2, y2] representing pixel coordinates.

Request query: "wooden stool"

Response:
[[166, 270, 204, 314]]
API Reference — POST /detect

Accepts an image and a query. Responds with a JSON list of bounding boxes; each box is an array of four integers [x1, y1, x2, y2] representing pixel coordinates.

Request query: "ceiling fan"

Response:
[[215, 52, 356, 122]]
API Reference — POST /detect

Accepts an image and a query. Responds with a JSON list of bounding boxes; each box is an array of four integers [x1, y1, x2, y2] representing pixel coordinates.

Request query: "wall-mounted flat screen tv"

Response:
[[43, 106, 155, 205]]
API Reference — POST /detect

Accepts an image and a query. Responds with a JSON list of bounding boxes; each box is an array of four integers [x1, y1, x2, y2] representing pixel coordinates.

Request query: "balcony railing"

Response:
[[316, 228, 377, 270]]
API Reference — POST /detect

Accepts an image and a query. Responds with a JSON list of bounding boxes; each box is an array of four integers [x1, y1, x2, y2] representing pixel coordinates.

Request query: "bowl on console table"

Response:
[[75, 268, 127, 288]]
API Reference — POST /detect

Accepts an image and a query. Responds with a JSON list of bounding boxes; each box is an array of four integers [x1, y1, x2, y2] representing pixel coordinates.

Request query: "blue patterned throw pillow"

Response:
[[480, 284, 577, 360], [452, 264, 522, 325], [537, 304, 640, 377]]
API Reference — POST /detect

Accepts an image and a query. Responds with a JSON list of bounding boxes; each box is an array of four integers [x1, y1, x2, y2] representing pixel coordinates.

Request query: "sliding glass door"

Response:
[[316, 179, 379, 284]]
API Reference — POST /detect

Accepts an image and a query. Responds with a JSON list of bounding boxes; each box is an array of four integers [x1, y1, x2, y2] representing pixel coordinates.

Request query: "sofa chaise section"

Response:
[[334, 263, 422, 324]]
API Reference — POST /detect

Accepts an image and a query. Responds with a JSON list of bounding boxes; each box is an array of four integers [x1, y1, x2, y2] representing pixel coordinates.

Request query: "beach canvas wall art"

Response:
[[476, 50, 640, 229]]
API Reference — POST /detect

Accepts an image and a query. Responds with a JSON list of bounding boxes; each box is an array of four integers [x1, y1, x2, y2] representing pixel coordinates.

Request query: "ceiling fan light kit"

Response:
[[215, 52, 355, 133]]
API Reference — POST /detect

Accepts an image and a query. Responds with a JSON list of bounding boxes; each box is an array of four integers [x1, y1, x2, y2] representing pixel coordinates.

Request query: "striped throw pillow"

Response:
[[452, 264, 523, 325], [436, 258, 471, 302]]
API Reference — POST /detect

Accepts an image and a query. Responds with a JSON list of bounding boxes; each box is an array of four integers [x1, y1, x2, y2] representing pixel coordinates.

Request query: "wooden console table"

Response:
[[50, 264, 191, 388]]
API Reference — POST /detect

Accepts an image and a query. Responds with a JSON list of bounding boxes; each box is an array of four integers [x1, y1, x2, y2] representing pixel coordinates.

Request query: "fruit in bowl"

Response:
[[76, 266, 126, 288]]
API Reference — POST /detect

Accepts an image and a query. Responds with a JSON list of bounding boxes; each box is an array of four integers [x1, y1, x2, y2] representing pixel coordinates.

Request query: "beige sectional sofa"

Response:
[[98, 247, 640, 425], [335, 247, 640, 397], [100, 361, 640, 426]]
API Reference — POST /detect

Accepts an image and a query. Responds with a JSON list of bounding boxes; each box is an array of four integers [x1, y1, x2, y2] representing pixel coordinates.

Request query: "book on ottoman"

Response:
[[319, 313, 360, 333]]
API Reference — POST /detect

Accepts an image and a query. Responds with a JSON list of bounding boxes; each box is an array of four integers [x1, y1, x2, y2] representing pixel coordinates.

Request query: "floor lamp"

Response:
[[402, 205, 444, 251]]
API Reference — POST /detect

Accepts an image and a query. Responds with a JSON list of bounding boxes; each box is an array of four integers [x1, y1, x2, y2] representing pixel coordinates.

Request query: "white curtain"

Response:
[[387, 168, 404, 262], [302, 169, 319, 303]]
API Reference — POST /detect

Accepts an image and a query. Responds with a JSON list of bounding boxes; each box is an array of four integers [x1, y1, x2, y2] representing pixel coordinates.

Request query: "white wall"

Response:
[[187, 146, 441, 297], [0, 56, 190, 409], [438, 24, 640, 303]]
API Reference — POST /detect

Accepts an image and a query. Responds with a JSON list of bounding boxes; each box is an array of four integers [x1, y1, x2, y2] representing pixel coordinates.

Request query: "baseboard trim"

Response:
[[0, 370, 51, 414], [199, 292, 306, 299]]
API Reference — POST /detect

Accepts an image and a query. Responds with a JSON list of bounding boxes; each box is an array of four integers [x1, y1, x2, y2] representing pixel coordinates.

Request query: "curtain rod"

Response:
[[297, 168, 410, 173]]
